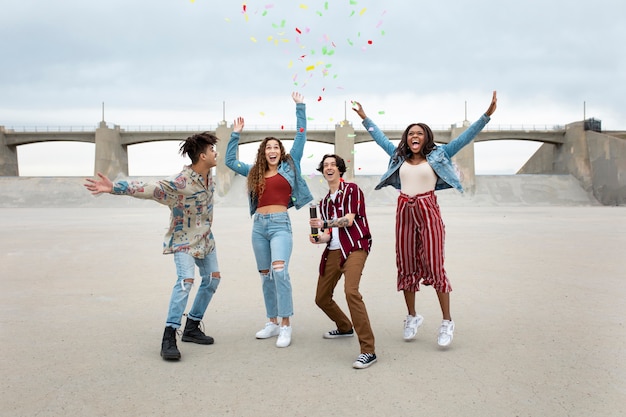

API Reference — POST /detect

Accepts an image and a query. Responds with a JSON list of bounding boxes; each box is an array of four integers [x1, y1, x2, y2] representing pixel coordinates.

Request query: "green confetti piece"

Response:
[[307, 117, 314, 120], [347, 39, 354, 46], [325, 2, 329, 10], [262, 11, 267, 16], [349, 11, 356, 17], [378, 111, 385, 115]]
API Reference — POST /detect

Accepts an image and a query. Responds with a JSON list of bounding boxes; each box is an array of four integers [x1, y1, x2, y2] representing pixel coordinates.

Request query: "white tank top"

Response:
[[400, 161, 437, 196]]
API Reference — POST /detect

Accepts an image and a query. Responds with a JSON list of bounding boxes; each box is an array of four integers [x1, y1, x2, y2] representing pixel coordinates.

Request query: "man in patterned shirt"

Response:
[[84, 132, 221, 361], [308, 154, 377, 369]]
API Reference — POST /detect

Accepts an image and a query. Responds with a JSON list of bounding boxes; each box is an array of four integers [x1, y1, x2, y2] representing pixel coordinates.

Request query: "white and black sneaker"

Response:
[[323, 328, 354, 339], [352, 353, 377, 369]]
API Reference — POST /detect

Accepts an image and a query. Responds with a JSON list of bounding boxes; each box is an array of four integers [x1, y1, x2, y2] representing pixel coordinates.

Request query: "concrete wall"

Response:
[[586, 131, 626, 205], [0, 174, 599, 209], [94, 122, 128, 178], [518, 121, 625, 205], [0, 128, 19, 176]]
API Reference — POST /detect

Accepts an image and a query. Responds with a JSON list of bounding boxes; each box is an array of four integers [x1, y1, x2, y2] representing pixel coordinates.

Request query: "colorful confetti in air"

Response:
[[222, 1, 387, 105]]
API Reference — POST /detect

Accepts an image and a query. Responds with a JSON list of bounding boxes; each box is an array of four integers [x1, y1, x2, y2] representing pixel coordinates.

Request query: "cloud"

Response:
[[2, 0, 625, 176]]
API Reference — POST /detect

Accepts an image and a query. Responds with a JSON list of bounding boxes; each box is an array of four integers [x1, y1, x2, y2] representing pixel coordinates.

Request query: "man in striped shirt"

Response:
[[309, 154, 377, 369]]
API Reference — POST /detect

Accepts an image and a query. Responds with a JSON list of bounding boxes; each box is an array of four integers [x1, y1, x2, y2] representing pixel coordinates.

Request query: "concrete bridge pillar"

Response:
[[450, 121, 476, 194], [215, 120, 235, 196], [334, 120, 355, 180], [0, 127, 19, 176], [94, 122, 128, 179]]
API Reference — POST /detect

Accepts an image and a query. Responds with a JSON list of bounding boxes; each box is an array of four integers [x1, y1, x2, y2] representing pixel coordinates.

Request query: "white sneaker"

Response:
[[276, 325, 292, 348], [437, 320, 455, 347], [403, 314, 424, 341], [255, 322, 280, 339]]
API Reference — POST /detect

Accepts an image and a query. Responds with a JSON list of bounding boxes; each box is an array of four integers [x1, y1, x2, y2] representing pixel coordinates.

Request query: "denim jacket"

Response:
[[362, 114, 491, 193], [225, 102, 314, 216]]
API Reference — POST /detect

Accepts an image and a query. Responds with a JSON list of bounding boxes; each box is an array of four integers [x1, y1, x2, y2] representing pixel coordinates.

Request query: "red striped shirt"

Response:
[[318, 181, 372, 274]]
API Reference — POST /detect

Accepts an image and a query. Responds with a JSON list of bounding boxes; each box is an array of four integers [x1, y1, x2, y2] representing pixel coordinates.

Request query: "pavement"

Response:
[[0, 177, 625, 417]]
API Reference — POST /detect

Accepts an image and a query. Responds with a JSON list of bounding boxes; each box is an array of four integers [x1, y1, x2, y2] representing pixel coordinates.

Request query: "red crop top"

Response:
[[258, 174, 292, 207]]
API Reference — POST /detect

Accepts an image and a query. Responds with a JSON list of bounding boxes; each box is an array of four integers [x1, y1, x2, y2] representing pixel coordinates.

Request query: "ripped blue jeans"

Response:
[[166, 250, 220, 328], [252, 212, 294, 318]]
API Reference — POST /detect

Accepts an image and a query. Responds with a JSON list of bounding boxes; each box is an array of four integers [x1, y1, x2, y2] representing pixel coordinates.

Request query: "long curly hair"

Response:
[[393, 123, 436, 162], [247, 137, 291, 198]]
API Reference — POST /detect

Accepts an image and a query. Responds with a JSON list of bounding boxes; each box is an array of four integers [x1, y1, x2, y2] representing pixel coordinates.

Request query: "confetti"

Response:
[[227, 2, 386, 103]]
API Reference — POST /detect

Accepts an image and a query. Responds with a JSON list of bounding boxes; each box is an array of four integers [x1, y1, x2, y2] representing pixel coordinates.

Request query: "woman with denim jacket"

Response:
[[352, 91, 497, 348], [225, 92, 313, 348]]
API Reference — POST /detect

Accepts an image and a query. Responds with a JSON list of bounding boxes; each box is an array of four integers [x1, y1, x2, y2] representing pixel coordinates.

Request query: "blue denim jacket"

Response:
[[362, 114, 491, 193], [225, 102, 313, 216]]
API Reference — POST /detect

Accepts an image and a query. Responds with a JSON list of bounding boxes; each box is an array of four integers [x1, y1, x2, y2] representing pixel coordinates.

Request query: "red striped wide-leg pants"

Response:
[[395, 191, 451, 293]]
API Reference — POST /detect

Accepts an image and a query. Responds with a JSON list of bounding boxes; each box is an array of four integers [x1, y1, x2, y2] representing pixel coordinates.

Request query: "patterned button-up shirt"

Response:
[[111, 165, 216, 258]]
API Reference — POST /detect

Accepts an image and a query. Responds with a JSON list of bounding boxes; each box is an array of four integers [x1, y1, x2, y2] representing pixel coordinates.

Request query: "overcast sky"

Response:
[[1, 0, 624, 177]]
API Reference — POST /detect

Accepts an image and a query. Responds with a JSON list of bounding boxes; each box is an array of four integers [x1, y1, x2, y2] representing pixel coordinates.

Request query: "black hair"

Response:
[[179, 131, 218, 164], [316, 154, 347, 177], [393, 123, 436, 161]]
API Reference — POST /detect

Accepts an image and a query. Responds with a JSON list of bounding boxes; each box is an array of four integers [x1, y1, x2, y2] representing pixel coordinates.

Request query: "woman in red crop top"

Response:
[[225, 92, 313, 348]]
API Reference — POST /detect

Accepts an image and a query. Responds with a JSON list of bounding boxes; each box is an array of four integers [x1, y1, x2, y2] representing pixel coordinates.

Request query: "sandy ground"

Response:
[[1, 203, 625, 417]]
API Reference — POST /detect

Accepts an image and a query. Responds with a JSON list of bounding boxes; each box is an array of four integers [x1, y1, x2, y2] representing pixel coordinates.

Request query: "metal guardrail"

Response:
[[4, 123, 566, 133]]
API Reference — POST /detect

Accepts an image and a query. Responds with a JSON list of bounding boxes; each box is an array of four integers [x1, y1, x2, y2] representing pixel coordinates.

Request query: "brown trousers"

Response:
[[315, 249, 375, 354]]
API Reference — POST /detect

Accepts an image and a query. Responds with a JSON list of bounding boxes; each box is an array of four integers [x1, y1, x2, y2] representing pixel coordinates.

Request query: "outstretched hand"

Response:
[[351, 101, 367, 120], [232, 117, 245, 133], [292, 92, 304, 104], [84, 172, 113, 195], [485, 91, 497, 116]]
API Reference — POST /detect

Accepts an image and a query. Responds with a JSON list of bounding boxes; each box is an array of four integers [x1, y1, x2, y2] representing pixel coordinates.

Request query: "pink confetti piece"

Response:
[[299, 127, 305, 132]]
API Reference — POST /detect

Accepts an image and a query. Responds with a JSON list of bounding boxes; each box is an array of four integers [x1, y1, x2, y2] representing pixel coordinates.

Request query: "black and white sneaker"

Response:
[[352, 353, 377, 369], [323, 328, 354, 339]]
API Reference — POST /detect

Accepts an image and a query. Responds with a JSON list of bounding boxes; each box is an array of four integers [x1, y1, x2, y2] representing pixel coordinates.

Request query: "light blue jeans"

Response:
[[166, 250, 220, 328], [252, 211, 294, 319]]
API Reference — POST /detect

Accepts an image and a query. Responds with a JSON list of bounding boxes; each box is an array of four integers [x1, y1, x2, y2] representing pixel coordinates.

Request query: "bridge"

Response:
[[1, 118, 625, 205]]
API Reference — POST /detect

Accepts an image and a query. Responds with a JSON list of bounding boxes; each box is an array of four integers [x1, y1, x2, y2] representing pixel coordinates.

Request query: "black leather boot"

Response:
[[181, 318, 214, 345], [160, 326, 181, 360]]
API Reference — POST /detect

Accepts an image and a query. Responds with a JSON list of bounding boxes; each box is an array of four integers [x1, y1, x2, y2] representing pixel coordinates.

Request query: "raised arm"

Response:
[[352, 101, 367, 120], [225, 117, 251, 176], [352, 100, 395, 157], [444, 91, 498, 158], [290, 92, 307, 163]]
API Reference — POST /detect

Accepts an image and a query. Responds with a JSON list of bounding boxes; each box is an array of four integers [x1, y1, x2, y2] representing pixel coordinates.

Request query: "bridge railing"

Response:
[[4, 123, 566, 133]]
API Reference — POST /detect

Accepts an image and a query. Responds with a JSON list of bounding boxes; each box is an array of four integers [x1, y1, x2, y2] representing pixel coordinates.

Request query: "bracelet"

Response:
[[323, 220, 328, 229]]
